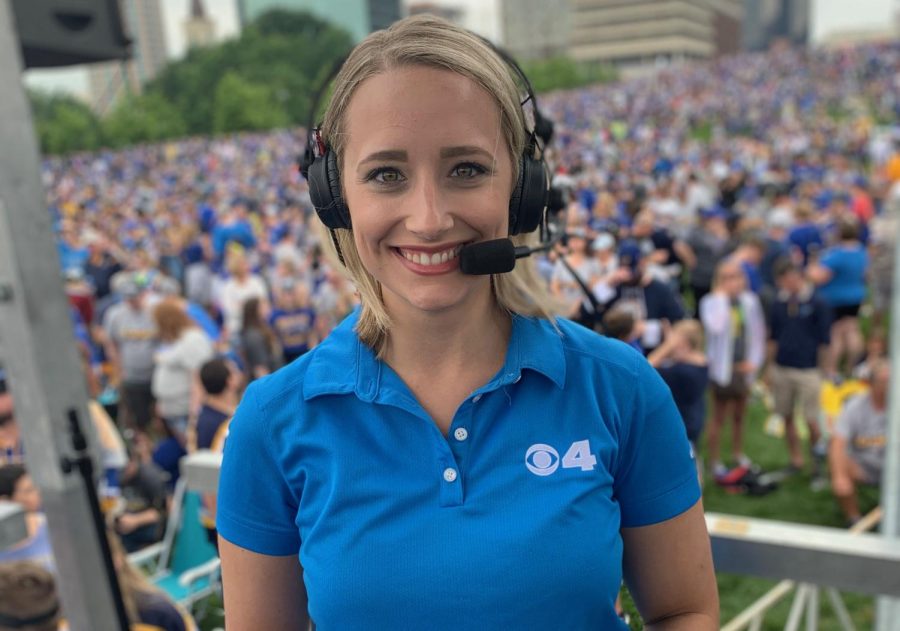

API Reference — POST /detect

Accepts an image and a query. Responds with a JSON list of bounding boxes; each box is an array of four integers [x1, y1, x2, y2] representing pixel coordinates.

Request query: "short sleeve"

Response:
[[614, 355, 701, 528], [216, 383, 301, 555], [833, 397, 858, 441]]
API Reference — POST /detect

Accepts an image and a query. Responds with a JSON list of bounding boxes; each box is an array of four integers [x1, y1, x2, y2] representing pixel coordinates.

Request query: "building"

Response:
[[743, 0, 808, 51], [407, 2, 464, 24], [237, 0, 402, 41], [501, 0, 570, 60], [567, 0, 744, 70], [86, 0, 169, 113], [185, 0, 217, 50]]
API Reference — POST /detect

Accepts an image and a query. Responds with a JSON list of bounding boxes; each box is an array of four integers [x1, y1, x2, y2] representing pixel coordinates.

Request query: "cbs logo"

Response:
[[525, 440, 597, 477]]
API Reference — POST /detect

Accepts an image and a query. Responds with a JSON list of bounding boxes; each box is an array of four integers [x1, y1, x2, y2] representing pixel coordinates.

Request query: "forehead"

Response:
[[343, 65, 505, 160]]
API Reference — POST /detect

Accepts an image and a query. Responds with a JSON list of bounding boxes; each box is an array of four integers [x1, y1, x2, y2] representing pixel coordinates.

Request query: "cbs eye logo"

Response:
[[526, 440, 597, 477], [525, 444, 560, 476]]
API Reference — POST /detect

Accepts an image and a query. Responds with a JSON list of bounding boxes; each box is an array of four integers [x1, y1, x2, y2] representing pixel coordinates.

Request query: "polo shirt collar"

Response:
[[303, 310, 566, 401]]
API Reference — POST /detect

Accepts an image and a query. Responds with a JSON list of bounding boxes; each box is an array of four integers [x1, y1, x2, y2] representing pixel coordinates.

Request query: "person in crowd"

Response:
[[729, 234, 766, 295], [191, 357, 242, 548], [701, 258, 766, 478], [269, 280, 318, 364], [829, 359, 889, 527], [596, 244, 685, 353], [151, 298, 214, 445], [680, 205, 731, 312], [600, 307, 641, 350], [767, 260, 831, 474], [239, 297, 281, 381], [217, 15, 717, 630], [218, 247, 269, 344], [628, 210, 684, 290], [0, 371, 23, 466], [788, 201, 824, 267], [550, 229, 600, 326], [590, 232, 619, 286], [807, 219, 869, 381], [0, 464, 54, 570], [107, 530, 199, 630], [101, 276, 158, 432], [648, 320, 709, 461], [113, 437, 169, 553], [0, 561, 61, 631]]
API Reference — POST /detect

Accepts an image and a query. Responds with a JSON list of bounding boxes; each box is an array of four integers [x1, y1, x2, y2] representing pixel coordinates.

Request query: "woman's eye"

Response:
[[450, 162, 488, 179], [367, 168, 405, 185]]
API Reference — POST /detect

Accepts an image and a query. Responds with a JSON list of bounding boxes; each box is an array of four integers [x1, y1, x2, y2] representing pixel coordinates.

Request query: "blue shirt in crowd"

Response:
[[218, 311, 699, 630], [818, 245, 869, 307]]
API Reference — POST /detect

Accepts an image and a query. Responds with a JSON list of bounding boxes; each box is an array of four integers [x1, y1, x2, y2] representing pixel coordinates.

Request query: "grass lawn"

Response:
[[622, 397, 880, 630], [198, 398, 880, 631]]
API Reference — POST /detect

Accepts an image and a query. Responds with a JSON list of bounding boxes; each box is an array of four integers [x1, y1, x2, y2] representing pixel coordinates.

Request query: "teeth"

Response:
[[401, 246, 461, 266]]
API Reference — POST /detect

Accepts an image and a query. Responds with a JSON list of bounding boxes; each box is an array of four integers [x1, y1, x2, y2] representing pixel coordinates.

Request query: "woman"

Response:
[[550, 228, 600, 325], [151, 298, 214, 443], [700, 259, 766, 478], [808, 219, 868, 381], [218, 247, 268, 343], [108, 531, 198, 631], [217, 15, 717, 630], [239, 296, 281, 381]]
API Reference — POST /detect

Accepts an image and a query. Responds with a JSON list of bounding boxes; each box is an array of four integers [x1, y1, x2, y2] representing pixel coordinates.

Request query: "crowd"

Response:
[[1, 37, 899, 628]]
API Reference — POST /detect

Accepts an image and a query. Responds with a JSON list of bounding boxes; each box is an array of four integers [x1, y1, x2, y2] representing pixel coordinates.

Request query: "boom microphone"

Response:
[[459, 237, 560, 275]]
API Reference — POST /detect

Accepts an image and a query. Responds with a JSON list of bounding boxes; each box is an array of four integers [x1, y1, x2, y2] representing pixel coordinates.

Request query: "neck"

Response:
[[204, 394, 236, 414], [382, 284, 511, 377]]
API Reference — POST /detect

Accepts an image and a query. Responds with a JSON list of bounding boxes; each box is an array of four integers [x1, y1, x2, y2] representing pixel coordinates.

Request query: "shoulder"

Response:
[[551, 317, 647, 385]]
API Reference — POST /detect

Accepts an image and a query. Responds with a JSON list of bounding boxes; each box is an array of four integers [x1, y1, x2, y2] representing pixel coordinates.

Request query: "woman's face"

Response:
[[341, 65, 514, 317], [13, 474, 42, 513]]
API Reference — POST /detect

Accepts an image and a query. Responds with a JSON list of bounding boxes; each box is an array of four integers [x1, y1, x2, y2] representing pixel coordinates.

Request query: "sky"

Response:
[[21, 0, 900, 98], [810, 0, 896, 41]]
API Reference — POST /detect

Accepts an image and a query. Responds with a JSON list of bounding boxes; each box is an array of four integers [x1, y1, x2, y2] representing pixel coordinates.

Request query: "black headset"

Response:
[[299, 38, 551, 238]]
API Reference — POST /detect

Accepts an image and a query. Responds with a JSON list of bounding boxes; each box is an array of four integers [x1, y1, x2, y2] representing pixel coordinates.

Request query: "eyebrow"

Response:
[[356, 146, 496, 171]]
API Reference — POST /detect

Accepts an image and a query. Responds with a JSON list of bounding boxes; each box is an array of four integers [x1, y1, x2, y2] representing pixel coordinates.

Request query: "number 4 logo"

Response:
[[525, 439, 597, 476]]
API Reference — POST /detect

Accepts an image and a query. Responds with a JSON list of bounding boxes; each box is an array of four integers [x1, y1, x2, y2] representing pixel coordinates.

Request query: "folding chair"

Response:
[[128, 477, 221, 617]]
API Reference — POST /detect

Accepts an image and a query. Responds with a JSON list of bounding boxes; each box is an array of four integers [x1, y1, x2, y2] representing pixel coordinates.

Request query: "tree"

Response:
[[521, 56, 618, 93], [212, 72, 289, 133], [28, 90, 104, 155], [146, 9, 353, 136], [102, 93, 187, 147]]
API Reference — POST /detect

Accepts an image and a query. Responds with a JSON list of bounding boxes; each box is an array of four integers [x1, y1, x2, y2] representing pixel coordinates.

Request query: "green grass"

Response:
[[199, 399, 880, 630], [620, 399, 880, 629]]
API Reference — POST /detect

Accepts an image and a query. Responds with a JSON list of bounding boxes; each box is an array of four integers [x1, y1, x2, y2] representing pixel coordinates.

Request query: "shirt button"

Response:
[[472, 394, 482, 403], [454, 428, 469, 442], [443, 468, 458, 483]]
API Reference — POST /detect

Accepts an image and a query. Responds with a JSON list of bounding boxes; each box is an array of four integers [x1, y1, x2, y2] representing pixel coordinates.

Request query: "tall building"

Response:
[[238, 0, 401, 41], [87, 0, 169, 113], [185, 0, 217, 50], [743, 0, 808, 51], [567, 0, 744, 69], [501, 0, 570, 60]]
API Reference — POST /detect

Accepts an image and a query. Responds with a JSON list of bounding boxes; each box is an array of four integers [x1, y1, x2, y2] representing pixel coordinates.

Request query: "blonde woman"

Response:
[[108, 532, 198, 631], [218, 15, 717, 630], [151, 298, 214, 443]]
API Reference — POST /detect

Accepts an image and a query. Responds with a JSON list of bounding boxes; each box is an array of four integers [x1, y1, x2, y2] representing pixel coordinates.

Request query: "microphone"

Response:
[[459, 237, 559, 275]]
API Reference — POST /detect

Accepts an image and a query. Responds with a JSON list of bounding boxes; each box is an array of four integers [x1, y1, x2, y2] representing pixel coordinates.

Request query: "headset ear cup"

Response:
[[509, 153, 548, 235], [308, 149, 351, 230], [326, 150, 351, 229]]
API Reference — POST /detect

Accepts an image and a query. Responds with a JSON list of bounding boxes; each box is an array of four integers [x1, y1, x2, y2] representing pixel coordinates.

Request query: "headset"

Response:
[[298, 37, 552, 243]]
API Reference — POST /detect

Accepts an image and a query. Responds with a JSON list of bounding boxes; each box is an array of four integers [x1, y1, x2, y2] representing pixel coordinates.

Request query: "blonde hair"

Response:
[[152, 297, 195, 342], [107, 530, 166, 624], [319, 15, 557, 355], [672, 319, 704, 351]]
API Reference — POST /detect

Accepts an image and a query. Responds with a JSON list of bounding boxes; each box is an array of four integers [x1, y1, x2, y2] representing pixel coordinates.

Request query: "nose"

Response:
[[404, 175, 453, 240]]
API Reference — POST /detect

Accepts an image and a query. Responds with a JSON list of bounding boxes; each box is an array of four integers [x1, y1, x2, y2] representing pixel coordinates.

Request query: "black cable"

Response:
[[60, 408, 130, 630]]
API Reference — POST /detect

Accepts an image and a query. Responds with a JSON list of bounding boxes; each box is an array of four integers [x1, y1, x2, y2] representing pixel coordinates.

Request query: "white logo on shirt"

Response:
[[526, 440, 597, 476]]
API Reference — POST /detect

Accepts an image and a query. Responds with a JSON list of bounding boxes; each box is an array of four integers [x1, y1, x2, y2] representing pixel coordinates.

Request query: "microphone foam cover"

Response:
[[459, 239, 516, 275]]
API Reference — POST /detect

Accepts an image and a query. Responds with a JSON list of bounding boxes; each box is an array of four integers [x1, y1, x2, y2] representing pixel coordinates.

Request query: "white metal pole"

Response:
[[0, 1, 125, 628], [875, 192, 900, 630]]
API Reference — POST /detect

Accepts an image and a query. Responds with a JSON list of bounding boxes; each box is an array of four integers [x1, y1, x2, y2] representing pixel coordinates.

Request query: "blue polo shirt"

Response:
[[217, 311, 700, 630]]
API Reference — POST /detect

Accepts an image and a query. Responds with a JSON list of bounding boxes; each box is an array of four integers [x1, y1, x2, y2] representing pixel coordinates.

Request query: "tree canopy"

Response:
[[29, 9, 354, 155]]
